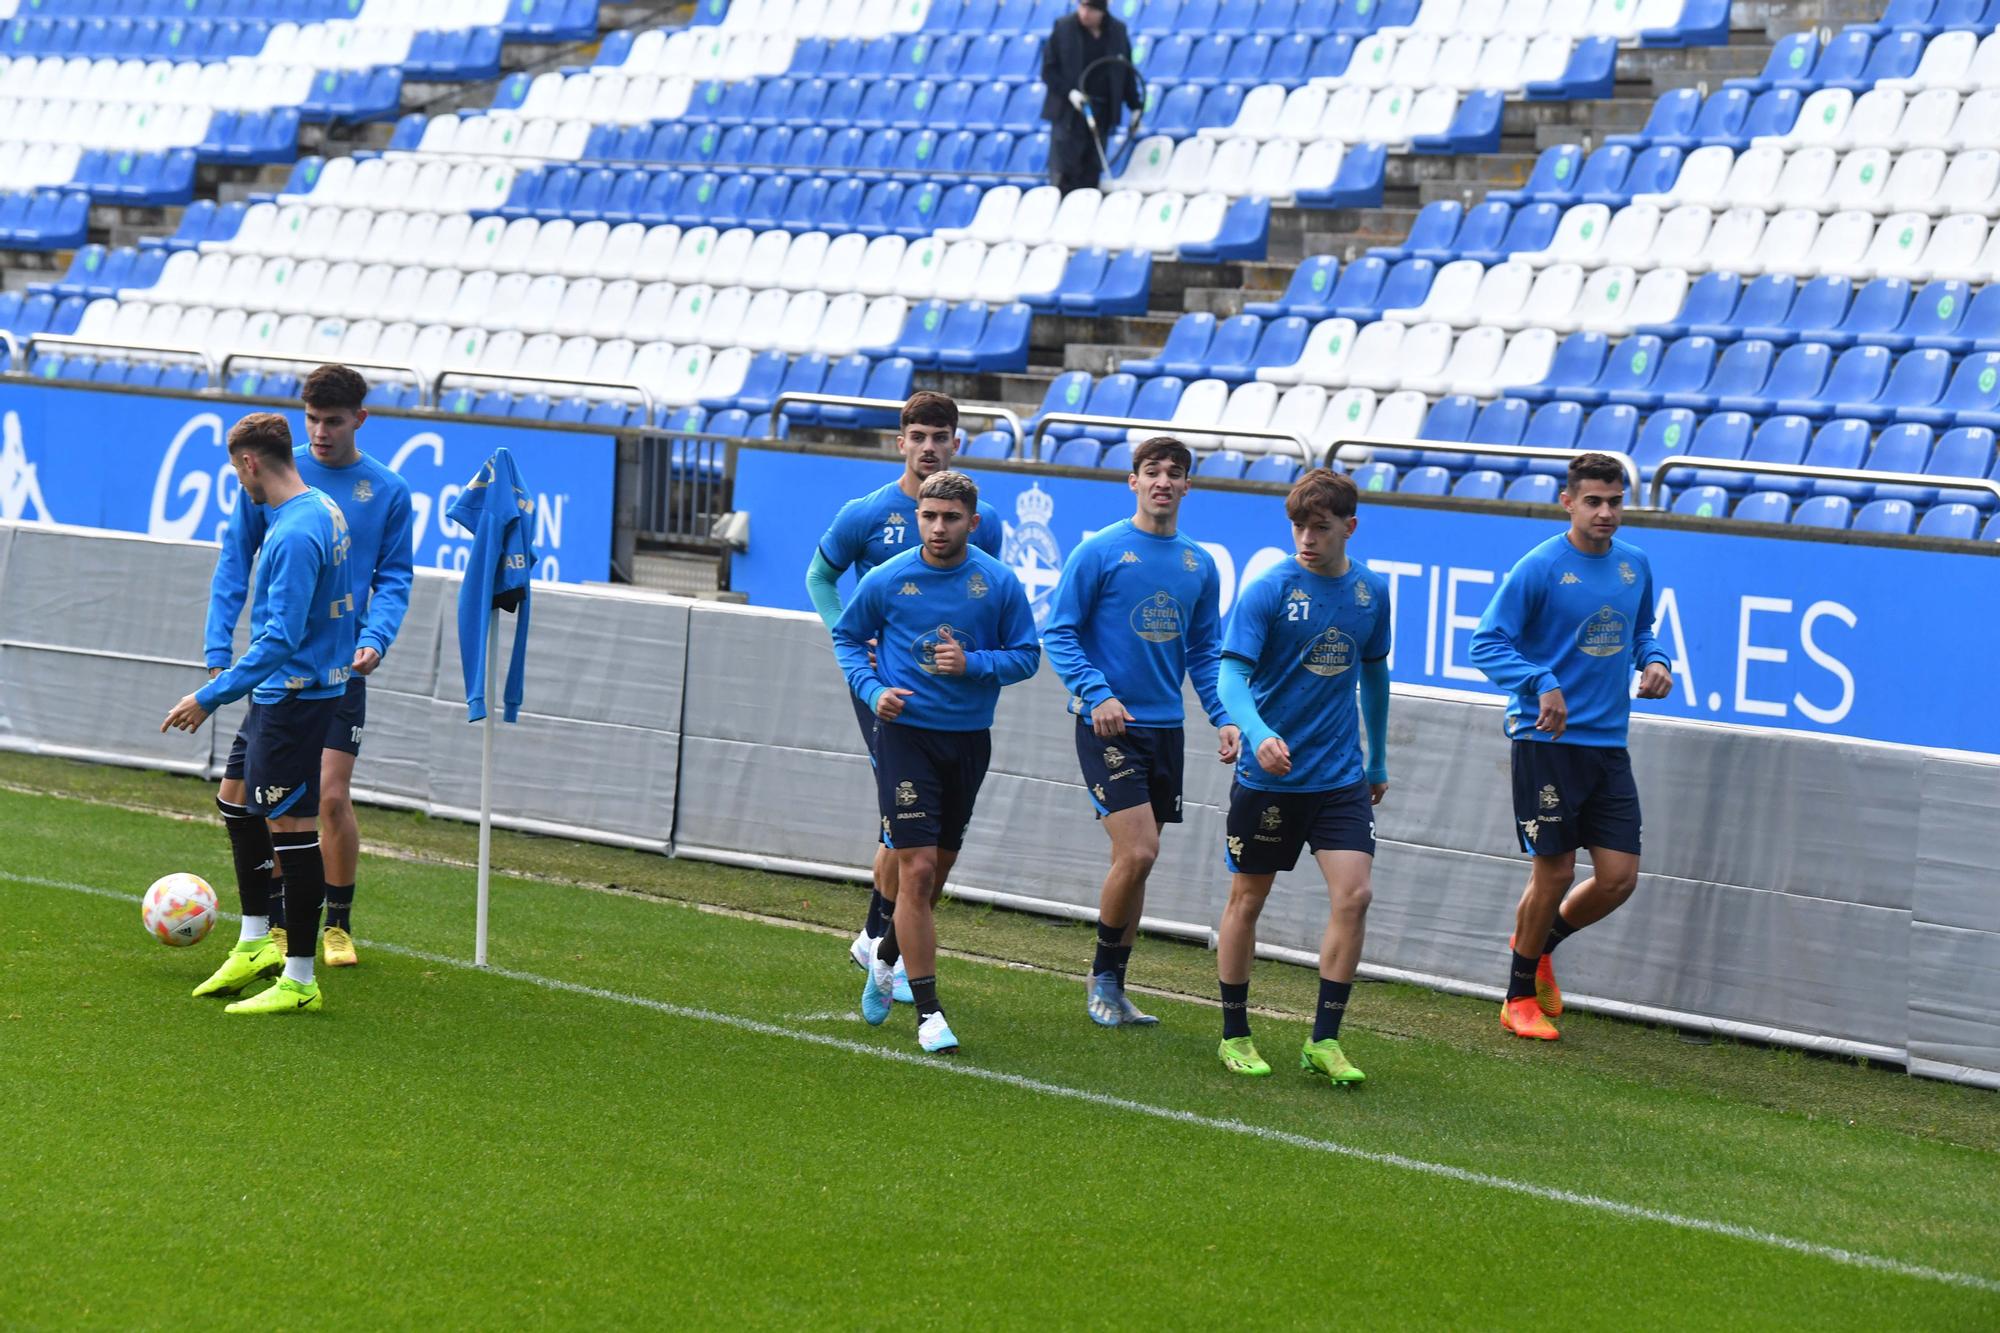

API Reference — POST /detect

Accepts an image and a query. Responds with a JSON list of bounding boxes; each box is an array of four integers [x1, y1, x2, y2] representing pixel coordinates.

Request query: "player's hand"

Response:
[[1217, 724, 1241, 765], [867, 637, 878, 671], [876, 688, 914, 721], [1091, 697, 1132, 738], [932, 626, 966, 677], [352, 646, 382, 676], [1369, 782, 1389, 806], [162, 693, 209, 735], [1255, 735, 1291, 777], [1636, 662, 1672, 700], [1536, 688, 1568, 739]]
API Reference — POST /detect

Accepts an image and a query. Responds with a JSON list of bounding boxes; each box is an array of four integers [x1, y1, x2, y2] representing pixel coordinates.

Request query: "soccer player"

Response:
[[832, 471, 1040, 1054], [205, 365, 413, 968], [163, 413, 356, 1015], [1212, 469, 1390, 1084], [805, 391, 1003, 990], [1043, 435, 1238, 1027], [1470, 452, 1673, 1042]]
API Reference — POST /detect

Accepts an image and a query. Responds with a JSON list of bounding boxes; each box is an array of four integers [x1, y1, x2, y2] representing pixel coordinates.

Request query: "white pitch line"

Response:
[[11, 868, 1999, 1298]]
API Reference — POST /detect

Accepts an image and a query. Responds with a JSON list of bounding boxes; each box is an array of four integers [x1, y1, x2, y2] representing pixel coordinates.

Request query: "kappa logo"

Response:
[[1286, 587, 1310, 603], [1260, 805, 1283, 831], [1092, 783, 1107, 803], [1618, 560, 1637, 586], [352, 478, 374, 502], [1119, 550, 1140, 564], [895, 781, 918, 807], [1539, 784, 1560, 810], [881, 816, 891, 839], [966, 569, 988, 598], [1521, 819, 1539, 843], [1103, 745, 1127, 770], [1227, 835, 1245, 860], [1560, 572, 1582, 585], [257, 785, 291, 807], [897, 581, 922, 596]]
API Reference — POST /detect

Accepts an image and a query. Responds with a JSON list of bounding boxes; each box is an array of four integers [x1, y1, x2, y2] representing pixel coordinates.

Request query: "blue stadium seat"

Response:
[[1635, 336, 1722, 412], [1831, 345, 1928, 425], [1853, 498, 1917, 535], [1033, 371, 1096, 433], [1875, 281, 1971, 352], [1048, 438, 1103, 468], [1631, 408, 1696, 480], [1323, 256, 1387, 322], [1862, 423, 1936, 503], [1608, 88, 1702, 149], [1574, 335, 1665, 407], [1203, 315, 1274, 383], [1985, 513, 2000, 540], [1505, 473, 1560, 504], [1684, 412, 1753, 490], [1199, 449, 1249, 479], [1071, 373, 1140, 441], [1453, 470, 1504, 500], [1399, 465, 1452, 496], [1244, 455, 1300, 485], [1466, 202, 1560, 265], [1908, 352, 2000, 429], [1671, 484, 1731, 518], [1738, 414, 1813, 495], [1799, 418, 1874, 499], [1792, 494, 1855, 529], [1760, 342, 1839, 418], [1100, 441, 1135, 472], [1919, 284, 2000, 354], [1123, 312, 1215, 379], [1490, 146, 1586, 206], [960, 430, 1014, 460], [1928, 427, 2000, 508], [1244, 255, 1338, 319], [1733, 491, 1793, 524], [1515, 332, 1609, 404], [1126, 375, 1187, 425], [1918, 503, 1982, 539], [1370, 201, 1460, 265]]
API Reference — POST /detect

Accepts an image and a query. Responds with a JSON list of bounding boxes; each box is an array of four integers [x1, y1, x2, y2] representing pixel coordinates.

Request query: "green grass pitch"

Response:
[[3, 753, 1997, 1328]]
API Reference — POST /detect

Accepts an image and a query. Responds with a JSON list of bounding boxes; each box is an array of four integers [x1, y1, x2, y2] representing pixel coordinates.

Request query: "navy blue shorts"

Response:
[[1075, 720, 1185, 824], [850, 689, 881, 765], [1511, 740, 1641, 857], [225, 695, 343, 819], [1224, 778, 1376, 875], [324, 675, 366, 757], [876, 721, 991, 852]]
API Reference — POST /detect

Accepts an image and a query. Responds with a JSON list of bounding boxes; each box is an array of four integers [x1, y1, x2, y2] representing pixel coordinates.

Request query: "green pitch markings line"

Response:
[[9, 868, 1998, 1299]]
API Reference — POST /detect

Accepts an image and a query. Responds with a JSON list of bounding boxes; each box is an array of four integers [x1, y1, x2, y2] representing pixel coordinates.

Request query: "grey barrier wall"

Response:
[[3, 521, 1995, 1087]]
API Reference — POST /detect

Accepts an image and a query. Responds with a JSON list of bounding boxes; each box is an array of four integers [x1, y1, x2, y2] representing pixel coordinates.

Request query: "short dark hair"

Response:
[[901, 390, 958, 435], [918, 470, 978, 509], [1285, 467, 1357, 523], [227, 413, 294, 468], [1566, 452, 1627, 492], [300, 363, 368, 411], [1131, 436, 1192, 476]]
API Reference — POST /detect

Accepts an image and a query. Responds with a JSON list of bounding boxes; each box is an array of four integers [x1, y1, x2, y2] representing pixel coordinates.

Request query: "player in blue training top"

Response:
[[1043, 435, 1238, 1028], [163, 413, 356, 1015], [205, 364, 414, 969], [1470, 451, 1673, 1042], [806, 391, 1002, 994], [833, 471, 1039, 1055], [1213, 469, 1391, 1086]]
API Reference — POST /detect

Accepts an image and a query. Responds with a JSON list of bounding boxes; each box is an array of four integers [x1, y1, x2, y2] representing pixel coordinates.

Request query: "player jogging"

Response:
[[205, 365, 413, 968], [806, 391, 1002, 996], [1043, 435, 1238, 1027], [1213, 469, 1390, 1084], [832, 471, 1040, 1054], [1470, 451, 1673, 1042], [163, 413, 356, 1014]]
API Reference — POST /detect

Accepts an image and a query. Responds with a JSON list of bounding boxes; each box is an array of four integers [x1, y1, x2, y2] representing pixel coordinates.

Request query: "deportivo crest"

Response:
[[1618, 560, 1637, 586], [1002, 484, 1063, 630], [352, 479, 374, 502], [1354, 580, 1372, 607], [1183, 548, 1199, 571], [1560, 572, 1582, 585], [897, 581, 921, 596], [1119, 550, 1140, 564], [895, 781, 918, 807], [1539, 784, 1559, 810], [966, 569, 988, 598], [1103, 746, 1127, 770], [1260, 805, 1283, 831]]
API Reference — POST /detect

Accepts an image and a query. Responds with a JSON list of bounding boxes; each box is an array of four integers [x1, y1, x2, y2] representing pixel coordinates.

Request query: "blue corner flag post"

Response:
[[447, 447, 537, 967]]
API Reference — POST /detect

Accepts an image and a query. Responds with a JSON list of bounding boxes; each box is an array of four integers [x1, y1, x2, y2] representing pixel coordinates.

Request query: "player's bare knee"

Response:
[[1333, 881, 1373, 918], [319, 792, 353, 826]]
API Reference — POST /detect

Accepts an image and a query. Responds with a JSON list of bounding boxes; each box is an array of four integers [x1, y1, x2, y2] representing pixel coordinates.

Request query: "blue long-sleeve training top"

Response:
[[810, 477, 1005, 620], [1469, 533, 1671, 748], [205, 446, 414, 669], [196, 488, 355, 712], [1219, 557, 1392, 793], [1041, 519, 1229, 729], [832, 545, 1041, 731]]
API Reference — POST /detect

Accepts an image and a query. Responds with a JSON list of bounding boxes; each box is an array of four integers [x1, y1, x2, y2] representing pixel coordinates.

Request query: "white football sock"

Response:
[[283, 956, 315, 985], [238, 916, 270, 942]]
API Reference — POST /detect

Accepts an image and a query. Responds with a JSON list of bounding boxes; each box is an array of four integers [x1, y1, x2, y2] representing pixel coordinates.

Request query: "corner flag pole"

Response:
[[475, 604, 499, 968]]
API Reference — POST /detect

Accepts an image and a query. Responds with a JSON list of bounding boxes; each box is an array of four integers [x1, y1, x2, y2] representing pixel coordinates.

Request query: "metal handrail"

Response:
[[1334, 437, 1646, 503], [1648, 455, 2000, 510], [433, 368, 656, 423], [215, 350, 432, 404], [22, 332, 218, 383], [768, 393, 1024, 449], [1032, 412, 1315, 466]]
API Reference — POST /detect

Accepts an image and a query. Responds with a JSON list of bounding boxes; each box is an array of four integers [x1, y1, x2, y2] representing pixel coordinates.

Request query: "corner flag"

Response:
[[447, 447, 537, 966], [448, 447, 537, 723]]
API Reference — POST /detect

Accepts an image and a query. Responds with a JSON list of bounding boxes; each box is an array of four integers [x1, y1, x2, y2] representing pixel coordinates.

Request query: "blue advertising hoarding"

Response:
[[733, 446, 2000, 755], [0, 383, 616, 583]]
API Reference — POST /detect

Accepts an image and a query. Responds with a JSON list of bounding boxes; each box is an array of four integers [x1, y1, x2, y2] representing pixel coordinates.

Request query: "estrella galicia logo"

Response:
[[1300, 627, 1357, 677], [1001, 483, 1063, 630], [1576, 605, 1629, 658]]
